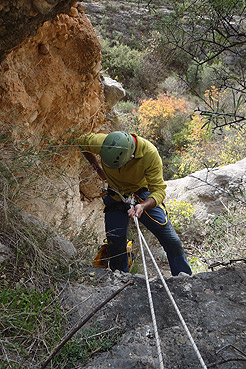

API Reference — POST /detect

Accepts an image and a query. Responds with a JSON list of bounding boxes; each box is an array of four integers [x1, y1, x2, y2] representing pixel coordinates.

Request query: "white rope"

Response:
[[135, 220, 208, 369], [133, 214, 165, 369], [105, 188, 207, 368]]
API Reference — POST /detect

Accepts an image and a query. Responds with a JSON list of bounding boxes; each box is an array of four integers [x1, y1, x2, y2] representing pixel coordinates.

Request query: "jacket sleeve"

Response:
[[144, 149, 167, 206], [76, 133, 107, 154]]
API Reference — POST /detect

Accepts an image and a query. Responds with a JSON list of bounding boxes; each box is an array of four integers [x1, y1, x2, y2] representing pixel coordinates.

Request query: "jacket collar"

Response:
[[131, 133, 144, 158]]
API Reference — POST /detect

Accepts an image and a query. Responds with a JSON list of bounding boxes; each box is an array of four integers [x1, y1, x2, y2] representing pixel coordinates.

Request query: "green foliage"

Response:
[[171, 110, 246, 178], [145, 29, 192, 75], [0, 171, 101, 369], [166, 199, 195, 232], [188, 256, 207, 274], [186, 59, 229, 94], [193, 200, 246, 271], [54, 337, 89, 367], [101, 39, 142, 85], [130, 262, 141, 274], [101, 37, 167, 100], [217, 127, 246, 165], [0, 281, 62, 338], [0, 275, 121, 369], [116, 100, 136, 114], [0, 279, 64, 369], [54, 326, 121, 368], [157, 0, 246, 128]]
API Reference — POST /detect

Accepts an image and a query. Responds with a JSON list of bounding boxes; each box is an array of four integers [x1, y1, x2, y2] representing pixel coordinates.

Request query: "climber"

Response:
[[76, 131, 192, 276]]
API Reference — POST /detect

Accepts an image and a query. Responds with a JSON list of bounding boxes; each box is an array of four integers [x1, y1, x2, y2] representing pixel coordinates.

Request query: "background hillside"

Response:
[[84, 0, 246, 179]]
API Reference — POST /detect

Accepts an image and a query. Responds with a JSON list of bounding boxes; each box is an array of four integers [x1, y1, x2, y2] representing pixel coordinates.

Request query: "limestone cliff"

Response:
[[0, 0, 74, 61], [0, 3, 106, 233]]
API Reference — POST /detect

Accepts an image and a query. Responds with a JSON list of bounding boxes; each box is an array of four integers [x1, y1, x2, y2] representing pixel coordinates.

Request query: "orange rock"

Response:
[[0, 8, 106, 233]]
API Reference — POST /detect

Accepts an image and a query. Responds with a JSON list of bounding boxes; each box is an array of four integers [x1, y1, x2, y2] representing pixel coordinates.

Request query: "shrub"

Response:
[[100, 38, 167, 100], [135, 93, 189, 143], [0, 281, 64, 368], [54, 325, 121, 368], [171, 86, 246, 178], [115, 100, 136, 114], [192, 200, 246, 272], [165, 199, 195, 233], [158, 75, 189, 96], [186, 59, 229, 94], [218, 126, 246, 165], [101, 39, 142, 87]]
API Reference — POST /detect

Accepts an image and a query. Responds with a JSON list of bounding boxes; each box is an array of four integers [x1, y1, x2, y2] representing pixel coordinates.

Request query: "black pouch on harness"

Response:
[[104, 202, 130, 213]]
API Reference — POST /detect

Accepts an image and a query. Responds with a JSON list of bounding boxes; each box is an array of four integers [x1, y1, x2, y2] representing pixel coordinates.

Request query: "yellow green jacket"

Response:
[[77, 133, 167, 206]]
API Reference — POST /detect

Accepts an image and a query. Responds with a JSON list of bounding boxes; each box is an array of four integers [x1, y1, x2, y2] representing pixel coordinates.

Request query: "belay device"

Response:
[[92, 238, 135, 271]]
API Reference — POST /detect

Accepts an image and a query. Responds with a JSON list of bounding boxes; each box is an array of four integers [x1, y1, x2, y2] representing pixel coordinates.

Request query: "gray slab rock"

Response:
[[165, 158, 246, 221], [61, 263, 246, 369]]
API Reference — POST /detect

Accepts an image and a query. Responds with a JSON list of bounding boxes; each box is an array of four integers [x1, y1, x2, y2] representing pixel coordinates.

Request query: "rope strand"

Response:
[[136, 222, 208, 369], [133, 213, 164, 369], [104, 187, 207, 369]]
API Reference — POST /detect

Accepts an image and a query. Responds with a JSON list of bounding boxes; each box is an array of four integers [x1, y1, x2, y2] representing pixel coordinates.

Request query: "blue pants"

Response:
[[103, 191, 192, 276]]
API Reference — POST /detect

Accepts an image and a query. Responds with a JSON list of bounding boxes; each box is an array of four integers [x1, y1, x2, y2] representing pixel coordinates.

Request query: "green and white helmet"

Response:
[[100, 131, 136, 169]]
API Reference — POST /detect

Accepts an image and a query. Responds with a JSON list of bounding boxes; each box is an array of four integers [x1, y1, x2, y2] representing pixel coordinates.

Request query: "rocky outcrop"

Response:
[[102, 75, 126, 111], [62, 263, 246, 369], [0, 0, 74, 61], [165, 158, 246, 221], [0, 3, 107, 233]]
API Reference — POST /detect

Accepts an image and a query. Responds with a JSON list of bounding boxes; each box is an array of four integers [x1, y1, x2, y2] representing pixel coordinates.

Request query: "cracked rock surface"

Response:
[[62, 263, 246, 369]]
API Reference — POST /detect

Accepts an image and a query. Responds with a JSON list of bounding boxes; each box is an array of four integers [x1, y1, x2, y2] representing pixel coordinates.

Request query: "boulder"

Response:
[[101, 75, 126, 111], [165, 158, 246, 221]]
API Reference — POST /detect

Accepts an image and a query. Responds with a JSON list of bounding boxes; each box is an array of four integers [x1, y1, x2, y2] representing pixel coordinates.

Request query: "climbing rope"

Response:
[[103, 187, 208, 368], [132, 202, 164, 369], [132, 211, 208, 369]]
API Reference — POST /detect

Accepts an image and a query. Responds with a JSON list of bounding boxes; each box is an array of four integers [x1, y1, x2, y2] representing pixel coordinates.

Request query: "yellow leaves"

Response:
[[204, 85, 228, 109], [138, 93, 187, 123], [166, 199, 194, 232], [186, 114, 210, 144], [173, 119, 246, 178], [217, 126, 246, 166], [135, 93, 189, 141]]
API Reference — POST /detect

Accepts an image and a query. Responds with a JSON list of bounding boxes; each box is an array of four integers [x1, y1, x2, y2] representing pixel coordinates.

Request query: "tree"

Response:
[[141, 0, 246, 130]]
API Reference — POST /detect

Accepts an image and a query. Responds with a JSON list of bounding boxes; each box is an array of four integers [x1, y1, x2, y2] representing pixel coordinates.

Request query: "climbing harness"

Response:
[[107, 187, 208, 369]]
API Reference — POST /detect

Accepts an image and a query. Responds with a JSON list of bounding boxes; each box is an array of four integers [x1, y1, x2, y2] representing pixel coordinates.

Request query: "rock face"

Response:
[[0, 0, 74, 61], [165, 158, 246, 221], [0, 207, 78, 265], [0, 4, 107, 233], [62, 263, 246, 369]]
